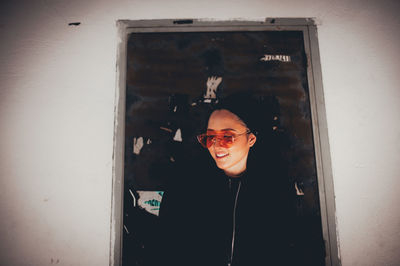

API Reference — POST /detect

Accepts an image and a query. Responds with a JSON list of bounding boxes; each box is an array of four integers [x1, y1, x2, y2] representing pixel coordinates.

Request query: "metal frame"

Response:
[[110, 18, 340, 266]]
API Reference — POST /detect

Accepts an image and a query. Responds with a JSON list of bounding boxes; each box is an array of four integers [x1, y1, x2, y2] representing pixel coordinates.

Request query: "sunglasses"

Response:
[[196, 130, 250, 148]]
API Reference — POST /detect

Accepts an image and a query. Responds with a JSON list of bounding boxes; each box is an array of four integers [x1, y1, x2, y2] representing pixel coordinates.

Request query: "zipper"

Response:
[[229, 180, 241, 266]]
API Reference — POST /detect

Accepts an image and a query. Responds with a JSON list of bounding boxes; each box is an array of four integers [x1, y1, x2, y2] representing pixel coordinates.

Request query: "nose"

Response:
[[211, 137, 224, 148]]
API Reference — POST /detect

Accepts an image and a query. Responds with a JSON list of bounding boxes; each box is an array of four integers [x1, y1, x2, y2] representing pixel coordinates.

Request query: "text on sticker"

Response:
[[260, 55, 291, 62]]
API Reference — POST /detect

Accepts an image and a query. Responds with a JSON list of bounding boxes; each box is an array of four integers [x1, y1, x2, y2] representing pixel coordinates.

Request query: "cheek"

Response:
[[229, 144, 249, 158], [235, 139, 250, 151]]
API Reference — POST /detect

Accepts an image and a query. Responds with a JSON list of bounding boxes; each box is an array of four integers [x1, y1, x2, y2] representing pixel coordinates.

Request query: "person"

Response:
[[158, 93, 298, 266]]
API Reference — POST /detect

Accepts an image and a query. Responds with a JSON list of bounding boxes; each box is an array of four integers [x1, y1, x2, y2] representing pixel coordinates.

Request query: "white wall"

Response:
[[1, 0, 399, 265]]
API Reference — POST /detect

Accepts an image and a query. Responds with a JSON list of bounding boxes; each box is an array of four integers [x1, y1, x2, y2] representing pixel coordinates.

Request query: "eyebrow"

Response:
[[207, 128, 238, 132]]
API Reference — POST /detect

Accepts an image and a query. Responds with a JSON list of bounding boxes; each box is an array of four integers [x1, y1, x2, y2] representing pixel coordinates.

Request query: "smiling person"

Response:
[[158, 93, 297, 266], [201, 109, 256, 178]]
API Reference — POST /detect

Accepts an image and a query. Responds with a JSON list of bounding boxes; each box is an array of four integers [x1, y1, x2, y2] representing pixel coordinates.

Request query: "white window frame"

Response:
[[110, 18, 340, 266]]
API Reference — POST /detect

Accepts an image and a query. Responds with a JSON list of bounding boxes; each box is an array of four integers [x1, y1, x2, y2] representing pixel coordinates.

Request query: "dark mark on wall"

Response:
[[50, 258, 60, 264], [173, 19, 193, 25], [68, 22, 81, 26]]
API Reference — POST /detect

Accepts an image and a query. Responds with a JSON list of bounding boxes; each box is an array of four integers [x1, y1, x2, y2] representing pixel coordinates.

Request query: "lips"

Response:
[[215, 153, 228, 159]]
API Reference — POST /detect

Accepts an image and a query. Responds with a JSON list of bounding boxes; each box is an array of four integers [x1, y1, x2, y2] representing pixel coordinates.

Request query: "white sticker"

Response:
[[133, 137, 144, 155], [204, 76, 222, 100], [294, 182, 305, 196], [260, 54, 291, 62], [137, 191, 164, 216], [173, 128, 182, 142]]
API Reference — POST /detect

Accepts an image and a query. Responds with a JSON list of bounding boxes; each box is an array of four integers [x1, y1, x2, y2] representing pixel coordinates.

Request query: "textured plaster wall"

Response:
[[0, 0, 399, 265]]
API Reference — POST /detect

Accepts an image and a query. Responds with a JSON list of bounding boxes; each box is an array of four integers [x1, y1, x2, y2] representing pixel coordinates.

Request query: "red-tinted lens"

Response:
[[219, 135, 234, 147], [197, 134, 210, 148], [197, 134, 234, 148], [206, 135, 217, 148]]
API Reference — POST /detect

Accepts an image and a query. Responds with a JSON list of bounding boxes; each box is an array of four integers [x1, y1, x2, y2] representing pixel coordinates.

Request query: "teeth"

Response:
[[216, 153, 228, 158]]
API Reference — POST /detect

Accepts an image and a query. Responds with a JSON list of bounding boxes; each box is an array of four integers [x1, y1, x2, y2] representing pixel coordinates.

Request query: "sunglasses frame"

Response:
[[196, 130, 250, 149]]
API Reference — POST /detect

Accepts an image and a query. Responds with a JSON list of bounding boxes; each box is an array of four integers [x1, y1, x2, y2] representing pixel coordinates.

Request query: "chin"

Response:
[[215, 161, 231, 171]]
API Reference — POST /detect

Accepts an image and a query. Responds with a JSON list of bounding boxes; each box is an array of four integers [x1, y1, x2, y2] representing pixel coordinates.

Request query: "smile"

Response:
[[216, 153, 229, 159]]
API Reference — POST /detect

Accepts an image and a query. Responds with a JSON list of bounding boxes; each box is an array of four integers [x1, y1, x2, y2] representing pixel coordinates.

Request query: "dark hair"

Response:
[[209, 92, 281, 156], [213, 92, 266, 136], [210, 92, 286, 179]]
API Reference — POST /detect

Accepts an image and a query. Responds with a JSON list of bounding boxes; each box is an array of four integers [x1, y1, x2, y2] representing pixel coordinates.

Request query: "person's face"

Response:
[[206, 109, 256, 177]]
